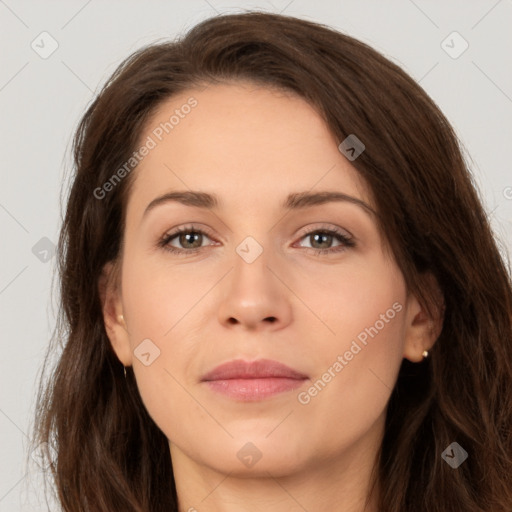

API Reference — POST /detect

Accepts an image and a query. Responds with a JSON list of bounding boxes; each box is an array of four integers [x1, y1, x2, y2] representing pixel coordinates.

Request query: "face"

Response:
[[101, 81, 433, 479]]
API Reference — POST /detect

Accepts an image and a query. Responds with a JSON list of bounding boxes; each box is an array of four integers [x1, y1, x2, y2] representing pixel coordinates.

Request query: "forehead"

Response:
[[125, 82, 374, 221]]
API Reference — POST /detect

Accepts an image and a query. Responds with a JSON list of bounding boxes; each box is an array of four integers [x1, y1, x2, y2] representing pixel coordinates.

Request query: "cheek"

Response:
[[122, 278, 206, 415], [296, 259, 406, 434], [295, 316, 404, 458], [121, 253, 211, 343], [297, 253, 406, 354], [120, 258, 209, 445]]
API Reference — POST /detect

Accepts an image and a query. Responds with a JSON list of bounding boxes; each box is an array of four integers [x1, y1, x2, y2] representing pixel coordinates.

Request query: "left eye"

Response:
[[295, 229, 354, 253], [158, 226, 355, 256]]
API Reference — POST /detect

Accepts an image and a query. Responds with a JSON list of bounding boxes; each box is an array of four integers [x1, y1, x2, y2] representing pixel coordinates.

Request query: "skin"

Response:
[[100, 81, 442, 512]]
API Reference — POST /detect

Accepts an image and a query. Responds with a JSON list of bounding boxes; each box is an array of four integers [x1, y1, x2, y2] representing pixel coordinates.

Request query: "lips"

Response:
[[201, 359, 308, 401], [201, 358, 308, 381]]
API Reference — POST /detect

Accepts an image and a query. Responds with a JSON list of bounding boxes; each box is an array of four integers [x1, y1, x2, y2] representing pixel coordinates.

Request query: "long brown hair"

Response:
[[30, 11, 512, 512]]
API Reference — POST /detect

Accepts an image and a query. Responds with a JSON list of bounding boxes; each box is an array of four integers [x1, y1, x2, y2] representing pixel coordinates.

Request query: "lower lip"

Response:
[[203, 377, 307, 401]]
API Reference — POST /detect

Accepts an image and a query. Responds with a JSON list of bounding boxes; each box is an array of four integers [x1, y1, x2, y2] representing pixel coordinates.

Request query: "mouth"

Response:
[[200, 358, 309, 401]]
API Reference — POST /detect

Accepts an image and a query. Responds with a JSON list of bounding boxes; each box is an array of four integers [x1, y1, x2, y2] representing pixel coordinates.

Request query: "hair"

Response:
[[30, 10, 512, 512]]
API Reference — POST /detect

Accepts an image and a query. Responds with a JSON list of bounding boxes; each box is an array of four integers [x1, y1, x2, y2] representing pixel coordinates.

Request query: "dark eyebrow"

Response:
[[142, 190, 378, 220], [284, 191, 377, 219]]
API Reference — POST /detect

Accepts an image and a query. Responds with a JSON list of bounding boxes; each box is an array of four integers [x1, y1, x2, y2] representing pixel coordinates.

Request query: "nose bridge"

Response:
[[229, 232, 275, 297], [235, 233, 267, 266], [216, 230, 293, 330]]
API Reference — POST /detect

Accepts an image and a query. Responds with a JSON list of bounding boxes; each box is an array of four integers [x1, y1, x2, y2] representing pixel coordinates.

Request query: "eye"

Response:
[[157, 224, 217, 255], [293, 225, 355, 255], [157, 223, 355, 256]]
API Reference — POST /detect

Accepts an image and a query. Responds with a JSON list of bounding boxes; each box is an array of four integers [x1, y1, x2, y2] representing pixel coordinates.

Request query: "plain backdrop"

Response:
[[1, 1, 511, 510]]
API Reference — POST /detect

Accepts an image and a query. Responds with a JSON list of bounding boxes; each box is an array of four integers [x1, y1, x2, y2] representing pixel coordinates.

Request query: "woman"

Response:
[[31, 11, 512, 512]]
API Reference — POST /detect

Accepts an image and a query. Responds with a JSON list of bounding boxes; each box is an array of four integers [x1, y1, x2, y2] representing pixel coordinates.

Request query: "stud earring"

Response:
[[422, 350, 429, 358]]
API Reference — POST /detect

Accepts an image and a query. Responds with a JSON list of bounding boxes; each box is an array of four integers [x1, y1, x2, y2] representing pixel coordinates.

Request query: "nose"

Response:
[[217, 243, 293, 332]]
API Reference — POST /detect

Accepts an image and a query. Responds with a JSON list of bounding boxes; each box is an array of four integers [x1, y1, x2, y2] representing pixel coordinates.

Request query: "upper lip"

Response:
[[201, 359, 308, 381]]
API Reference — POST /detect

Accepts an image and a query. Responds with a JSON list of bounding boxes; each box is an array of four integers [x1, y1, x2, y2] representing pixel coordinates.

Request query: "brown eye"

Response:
[[176, 231, 204, 249], [295, 228, 355, 255], [308, 232, 335, 250], [158, 226, 216, 255]]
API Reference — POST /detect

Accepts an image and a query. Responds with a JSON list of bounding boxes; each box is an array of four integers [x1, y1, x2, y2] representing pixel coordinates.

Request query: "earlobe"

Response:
[[402, 272, 445, 363], [402, 309, 436, 363], [98, 261, 133, 366]]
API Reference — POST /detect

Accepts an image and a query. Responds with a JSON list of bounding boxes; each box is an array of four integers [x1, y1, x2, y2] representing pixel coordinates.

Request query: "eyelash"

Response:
[[157, 224, 356, 257]]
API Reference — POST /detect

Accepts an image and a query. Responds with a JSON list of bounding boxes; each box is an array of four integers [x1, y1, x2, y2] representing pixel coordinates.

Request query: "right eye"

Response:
[[157, 225, 218, 255]]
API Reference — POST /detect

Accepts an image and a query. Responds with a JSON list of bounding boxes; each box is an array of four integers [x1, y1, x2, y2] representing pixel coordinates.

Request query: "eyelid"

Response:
[[158, 223, 218, 246], [161, 223, 217, 241], [294, 222, 353, 241]]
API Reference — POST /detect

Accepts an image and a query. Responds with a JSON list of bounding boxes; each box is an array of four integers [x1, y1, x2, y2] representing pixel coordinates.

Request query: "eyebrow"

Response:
[[142, 190, 378, 220]]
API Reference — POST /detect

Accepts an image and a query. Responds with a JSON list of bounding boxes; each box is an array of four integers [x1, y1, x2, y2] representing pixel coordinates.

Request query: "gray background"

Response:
[[1, 0, 511, 510]]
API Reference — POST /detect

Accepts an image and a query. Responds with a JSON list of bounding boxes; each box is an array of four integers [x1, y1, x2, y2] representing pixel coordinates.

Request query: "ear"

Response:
[[402, 272, 445, 363], [98, 260, 133, 366]]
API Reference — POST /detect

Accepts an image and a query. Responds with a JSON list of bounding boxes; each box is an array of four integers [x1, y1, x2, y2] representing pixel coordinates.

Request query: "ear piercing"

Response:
[[422, 350, 429, 358]]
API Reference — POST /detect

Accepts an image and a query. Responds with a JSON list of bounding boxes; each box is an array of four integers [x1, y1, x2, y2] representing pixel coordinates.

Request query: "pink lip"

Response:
[[201, 359, 308, 401]]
